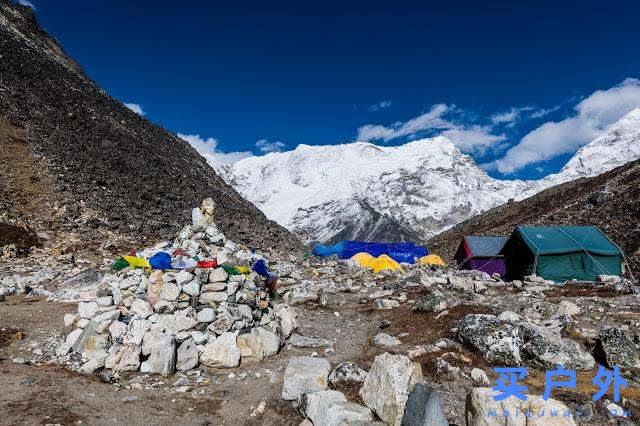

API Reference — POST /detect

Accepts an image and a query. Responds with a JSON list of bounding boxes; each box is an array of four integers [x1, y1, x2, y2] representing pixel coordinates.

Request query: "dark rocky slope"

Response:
[[427, 159, 640, 278], [0, 1, 297, 253]]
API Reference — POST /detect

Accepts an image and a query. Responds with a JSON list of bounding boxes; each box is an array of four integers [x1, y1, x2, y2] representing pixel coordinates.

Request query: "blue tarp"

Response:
[[312, 240, 428, 264]]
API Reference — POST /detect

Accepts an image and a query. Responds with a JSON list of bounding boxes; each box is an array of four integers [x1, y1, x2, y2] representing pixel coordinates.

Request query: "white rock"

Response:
[[199, 291, 228, 305], [124, 318, 152, 346], [182, 279, 201, 297], [80, 357, 105, 374], [96, 296, 113, 307], [359, 352, 423, 426], [63, 313, 77, 327], [108, 320, 127, 342], [558, 301, 580, 316], [175, 270, 194, 286], [465, 387, 576, 426], [66, 328, 84, 346], [373, 333, 402, 347], [209, 268, 228, 283], [281, 356, 330, 401], [196, 308, 216, 323], [141, 331, 176, 376], [200, 332, 241, 368], [177, 338, 199, 372], [470, 368, 490, 386], [130, 298, 153, 319], [78, 301, 99, 319], [299, 390, 373, 426], [55, 342, 72, 356], [191, 330, 208, 345], [159, 283, 181, 301]]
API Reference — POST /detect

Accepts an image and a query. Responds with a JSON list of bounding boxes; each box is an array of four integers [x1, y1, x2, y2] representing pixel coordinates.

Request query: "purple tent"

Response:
[[454, 236, 508, 277]]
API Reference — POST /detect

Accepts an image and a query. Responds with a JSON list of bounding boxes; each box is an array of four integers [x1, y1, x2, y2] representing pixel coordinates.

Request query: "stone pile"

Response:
[[55, 200, 298, 376]]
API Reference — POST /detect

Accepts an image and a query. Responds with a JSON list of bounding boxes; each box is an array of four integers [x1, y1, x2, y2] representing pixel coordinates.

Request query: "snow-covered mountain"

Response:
[[217, 108, 640, 244]]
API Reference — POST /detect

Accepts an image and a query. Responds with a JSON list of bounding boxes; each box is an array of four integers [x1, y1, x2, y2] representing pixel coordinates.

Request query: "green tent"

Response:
[[502, 225, 623, 283]]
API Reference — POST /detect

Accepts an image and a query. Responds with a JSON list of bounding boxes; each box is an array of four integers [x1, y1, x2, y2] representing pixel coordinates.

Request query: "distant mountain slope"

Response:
[[427, 158, 640, 278], [218, 108, 640, 244], [0, 1, 296, 252]]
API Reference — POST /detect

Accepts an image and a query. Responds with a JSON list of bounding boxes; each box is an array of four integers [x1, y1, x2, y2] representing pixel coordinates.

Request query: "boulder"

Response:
[[412, 290, 451, 313], [359, 352, 423, 426], [401, 384, 448, 426], [299, 390, 373, 426], [111, 345, 141, 372], [328, 362, 368, 387], [159, 283, 181, 301], [596, 327, 640, 369], [520, 323, 595, 371], [177, 338, 199, 372], [141, 331, 176, 376], [200, 332, 241, 368], [78, 301, 99, 319], [281, 356, 330, 401], [123, 318, 151, 346], [465, 387, 576, 426], [470, 368, 490, 386], [374, 332, 402, 347], [196, 307, 216, 323], [456, 314, 523, 365], [200, 291, 228, 305]]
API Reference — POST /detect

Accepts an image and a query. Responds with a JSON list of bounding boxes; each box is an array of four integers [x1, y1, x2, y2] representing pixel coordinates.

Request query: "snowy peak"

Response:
[[219, 109, 640, 244]]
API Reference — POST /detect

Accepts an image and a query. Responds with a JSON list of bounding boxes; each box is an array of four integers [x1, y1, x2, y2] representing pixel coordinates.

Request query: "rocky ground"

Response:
[[1, 203, 640, 425]]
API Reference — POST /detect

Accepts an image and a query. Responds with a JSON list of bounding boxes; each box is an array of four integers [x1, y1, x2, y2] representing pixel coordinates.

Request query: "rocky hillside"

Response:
[[0, 1, 296, 254], [217, 108, 640, 245], [427, 158, 640, 277]]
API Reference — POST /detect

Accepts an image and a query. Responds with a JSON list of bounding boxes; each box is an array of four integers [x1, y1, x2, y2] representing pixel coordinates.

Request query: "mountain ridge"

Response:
[[217, 108, 640, 244]]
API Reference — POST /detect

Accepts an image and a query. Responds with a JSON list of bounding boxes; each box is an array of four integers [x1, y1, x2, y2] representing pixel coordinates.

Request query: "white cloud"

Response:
[[178, 133, 252, 166], [17, 0, 36, 9], [487, 78, 640, 174], [124, 103, 145, 115], [256, 139, 286, 153], [491, 106, 535, 126], [368, 100, 392, 112], [357, 103, 452, 142], [357, 103, 505, 155], [441, 126, 506, 156]]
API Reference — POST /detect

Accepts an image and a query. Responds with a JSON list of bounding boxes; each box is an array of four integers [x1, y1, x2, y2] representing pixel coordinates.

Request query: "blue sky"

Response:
[[21, 0, 640, 179]]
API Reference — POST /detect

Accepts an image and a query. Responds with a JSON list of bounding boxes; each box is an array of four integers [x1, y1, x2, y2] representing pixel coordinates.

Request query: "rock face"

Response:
[[465, 387, 576, 426], [281, 356, 330, 401], [0, 0, 297, 251], [401, 384, 448, 426], [359, 352, 423, 426], [596, 327, 640, 369]]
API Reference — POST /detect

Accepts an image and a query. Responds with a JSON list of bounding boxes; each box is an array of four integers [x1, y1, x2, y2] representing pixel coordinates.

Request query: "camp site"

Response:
[[2, 0, 640, 424]]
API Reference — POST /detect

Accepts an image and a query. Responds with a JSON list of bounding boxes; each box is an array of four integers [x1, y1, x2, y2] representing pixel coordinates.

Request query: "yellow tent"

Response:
[[368, 254, 403, 273], [419, 254, 445, 266], [351, 252, 402, 273], [351, 252, 375, 268]]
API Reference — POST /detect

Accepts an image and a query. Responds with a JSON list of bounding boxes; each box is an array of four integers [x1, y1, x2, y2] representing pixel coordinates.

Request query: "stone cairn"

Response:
[[56, 199, 298, 376]]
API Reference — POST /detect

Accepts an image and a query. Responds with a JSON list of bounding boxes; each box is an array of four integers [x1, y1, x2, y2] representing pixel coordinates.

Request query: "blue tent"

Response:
[[312, 240, 428, 264]]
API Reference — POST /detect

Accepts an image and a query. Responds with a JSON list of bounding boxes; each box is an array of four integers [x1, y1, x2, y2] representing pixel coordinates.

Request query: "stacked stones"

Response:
[[56, 199, 298, 376]]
